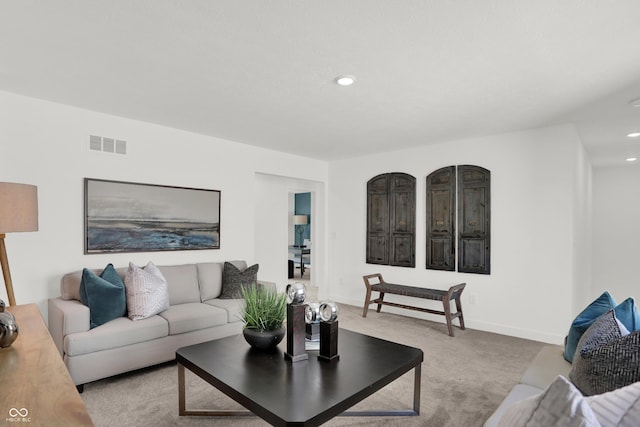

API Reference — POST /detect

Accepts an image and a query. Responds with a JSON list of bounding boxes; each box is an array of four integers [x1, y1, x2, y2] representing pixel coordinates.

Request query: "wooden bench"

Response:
[[362, 273, 466, 337]]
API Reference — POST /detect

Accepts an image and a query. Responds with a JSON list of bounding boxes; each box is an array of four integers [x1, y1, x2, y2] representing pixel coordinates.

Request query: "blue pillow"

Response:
[[614, 297, 640, 332], [564, 291, 617, 362], [79, 264, 126, 329]]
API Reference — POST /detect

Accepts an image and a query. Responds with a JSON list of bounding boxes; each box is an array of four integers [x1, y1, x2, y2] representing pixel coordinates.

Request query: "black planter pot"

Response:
[[243, 327, 285, 350]]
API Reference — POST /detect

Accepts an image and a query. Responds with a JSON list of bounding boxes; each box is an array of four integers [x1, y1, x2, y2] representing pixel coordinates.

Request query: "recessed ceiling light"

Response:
[[626, 157, 637, 162], [628, 98, 640, 107], [627, 132, 640, 138], [335, 75, 355, 86]]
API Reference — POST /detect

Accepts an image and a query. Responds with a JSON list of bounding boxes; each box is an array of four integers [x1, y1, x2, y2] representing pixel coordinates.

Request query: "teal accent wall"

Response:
[[295, 192, 311, 245]]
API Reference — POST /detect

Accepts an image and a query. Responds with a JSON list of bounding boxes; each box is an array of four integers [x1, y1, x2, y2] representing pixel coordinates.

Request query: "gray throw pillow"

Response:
[[219, 262, 259, 299], [570, 310, 640, 396]]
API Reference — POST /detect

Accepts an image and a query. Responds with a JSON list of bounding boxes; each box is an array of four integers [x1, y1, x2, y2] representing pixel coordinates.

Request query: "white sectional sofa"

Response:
[[48, 260, 265, 390], [484, 345, 571, 426]]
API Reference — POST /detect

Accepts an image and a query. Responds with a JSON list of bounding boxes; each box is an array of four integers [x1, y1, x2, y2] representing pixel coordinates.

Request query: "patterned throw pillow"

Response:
[[219, 262, 259, 299], [570, 310, 640, 396], [124, 261, 170, 320]]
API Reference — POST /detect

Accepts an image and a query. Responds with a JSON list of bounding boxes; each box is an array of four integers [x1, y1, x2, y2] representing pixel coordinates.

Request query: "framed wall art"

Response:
[[84, 178, 220, 254]]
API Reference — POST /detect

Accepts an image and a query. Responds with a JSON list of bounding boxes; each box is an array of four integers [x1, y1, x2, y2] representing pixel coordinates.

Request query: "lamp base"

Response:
[[0, 234, 16, 306]]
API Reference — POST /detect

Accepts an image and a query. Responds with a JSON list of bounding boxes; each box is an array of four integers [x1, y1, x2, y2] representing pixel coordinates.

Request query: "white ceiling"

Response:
[[1, 1, 640, 166]]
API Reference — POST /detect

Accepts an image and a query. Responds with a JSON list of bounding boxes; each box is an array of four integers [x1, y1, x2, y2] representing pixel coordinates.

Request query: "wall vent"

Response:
[[89, 135, 127, 155]]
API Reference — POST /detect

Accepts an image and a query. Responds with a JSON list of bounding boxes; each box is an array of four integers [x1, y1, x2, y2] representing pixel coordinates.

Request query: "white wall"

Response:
[[592, 166, 640, 303], [254, 174, 327, 296], [327, 125, 587, 344], [1, 88, 607, 344], [571, 135, 594, 315], [0, 90, 327, 317]]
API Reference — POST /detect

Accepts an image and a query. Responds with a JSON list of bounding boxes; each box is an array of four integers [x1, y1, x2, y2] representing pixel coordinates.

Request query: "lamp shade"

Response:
[[293, 215, 308, 225], [0, 183, 39, 233]]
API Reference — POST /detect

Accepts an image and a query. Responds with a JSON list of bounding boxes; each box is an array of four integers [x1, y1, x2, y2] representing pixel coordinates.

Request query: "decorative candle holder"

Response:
[[318, 301, 340, 362], [305, 302, 321, 341], [285, 283, 308, 362]]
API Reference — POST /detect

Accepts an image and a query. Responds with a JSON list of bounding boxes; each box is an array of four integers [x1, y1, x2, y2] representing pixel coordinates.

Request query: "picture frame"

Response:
[[84, 178, 220, 254]]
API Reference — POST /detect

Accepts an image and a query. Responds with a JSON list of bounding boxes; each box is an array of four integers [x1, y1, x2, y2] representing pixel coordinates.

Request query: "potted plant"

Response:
[[240, 284, 287, 350]]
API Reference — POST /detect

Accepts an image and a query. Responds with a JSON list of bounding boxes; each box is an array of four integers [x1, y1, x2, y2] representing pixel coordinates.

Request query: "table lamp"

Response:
[[293, 215, 307, 246], [0, 182, 39, 306]]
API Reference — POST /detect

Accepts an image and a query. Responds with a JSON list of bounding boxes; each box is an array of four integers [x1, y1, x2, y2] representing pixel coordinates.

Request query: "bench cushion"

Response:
[[372, 282, 447, 300]]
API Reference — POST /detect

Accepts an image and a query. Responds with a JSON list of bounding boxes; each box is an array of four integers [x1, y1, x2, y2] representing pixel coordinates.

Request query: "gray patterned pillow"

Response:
[[570, 310, 640, 396], [219, 262, 259, 299], [124, 261, 170, 320]]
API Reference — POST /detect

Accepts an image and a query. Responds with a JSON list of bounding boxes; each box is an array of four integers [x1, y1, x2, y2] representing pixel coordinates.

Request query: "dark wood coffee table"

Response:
[[176, 328, 423, 426]]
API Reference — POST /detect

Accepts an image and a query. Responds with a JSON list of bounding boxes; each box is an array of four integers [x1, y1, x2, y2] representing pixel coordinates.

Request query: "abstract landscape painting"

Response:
[[85, 178, 220, 253]]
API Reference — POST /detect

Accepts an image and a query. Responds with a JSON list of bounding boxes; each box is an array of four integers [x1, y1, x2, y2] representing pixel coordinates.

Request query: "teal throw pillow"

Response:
[[564, 291, 617, 362], [79, 264, 127, 329], [614, 297, 640, 332]]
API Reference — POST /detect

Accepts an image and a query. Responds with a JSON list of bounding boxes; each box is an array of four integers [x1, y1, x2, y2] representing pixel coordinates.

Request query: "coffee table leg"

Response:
[[179, 360, 421, 419], [413, 363, 421, 415], [178, 363, 186, 415], [178, 362, 254, 417], [342, 363, 421, 417]]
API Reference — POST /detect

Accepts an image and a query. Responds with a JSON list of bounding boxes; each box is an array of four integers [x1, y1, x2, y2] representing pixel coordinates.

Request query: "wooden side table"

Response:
[[0, 304, 93, 426]]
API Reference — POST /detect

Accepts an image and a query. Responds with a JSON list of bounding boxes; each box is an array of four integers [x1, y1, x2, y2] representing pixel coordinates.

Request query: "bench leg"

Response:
[[363, 287, 372, 317], [455, 296, 465, 330], [376, 292, 385, 313], [442, 299, 454, 337]]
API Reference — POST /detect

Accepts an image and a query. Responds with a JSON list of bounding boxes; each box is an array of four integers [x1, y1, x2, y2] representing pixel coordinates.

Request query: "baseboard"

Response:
[[333, 295, 564, 345]]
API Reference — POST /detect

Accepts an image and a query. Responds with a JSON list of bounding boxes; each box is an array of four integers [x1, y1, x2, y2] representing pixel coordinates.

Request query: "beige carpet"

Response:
[[81, 303, 545, 426]]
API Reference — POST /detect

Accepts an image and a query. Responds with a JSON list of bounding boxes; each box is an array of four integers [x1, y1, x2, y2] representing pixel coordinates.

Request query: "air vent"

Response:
[[89, 135, 127, 155]]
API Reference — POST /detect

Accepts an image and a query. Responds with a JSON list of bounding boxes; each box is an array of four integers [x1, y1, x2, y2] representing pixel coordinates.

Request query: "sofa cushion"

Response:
[[157, 303, 228, 335], [205, 298, 244, 323], [64, 315, 168, 356], [570, 310, 640, 396], [565, 292, 617, 362], [157, 264, 201, 305], [586, 380, 640, 427], [497, 376, 601, 427], [197, 262, 224, 301], [124, 261, 170, 320], [79, 264, 127, 329], [219, 262, 258, 299]]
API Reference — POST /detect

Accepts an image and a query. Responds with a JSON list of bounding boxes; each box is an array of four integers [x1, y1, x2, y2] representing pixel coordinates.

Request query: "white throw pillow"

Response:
[[498, 376, 601, 427], [124, 261, 170, 320], [587, 381, 640, 427]]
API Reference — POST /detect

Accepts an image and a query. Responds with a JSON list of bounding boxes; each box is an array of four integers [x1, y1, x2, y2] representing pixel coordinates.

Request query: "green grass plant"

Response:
[[240, 285, 287, 331]]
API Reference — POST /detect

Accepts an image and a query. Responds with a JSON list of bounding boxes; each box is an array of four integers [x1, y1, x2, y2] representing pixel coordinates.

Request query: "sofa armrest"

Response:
[[48, 298, 90, 357], [520, 345, 571, 390], [257, 280, 277, 291]]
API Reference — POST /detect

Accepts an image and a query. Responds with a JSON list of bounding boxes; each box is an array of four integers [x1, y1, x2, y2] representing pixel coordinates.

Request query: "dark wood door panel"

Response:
[[367, 173, 415, 267], [426, 166, 455, 271], [457, 165, 490, 274]]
